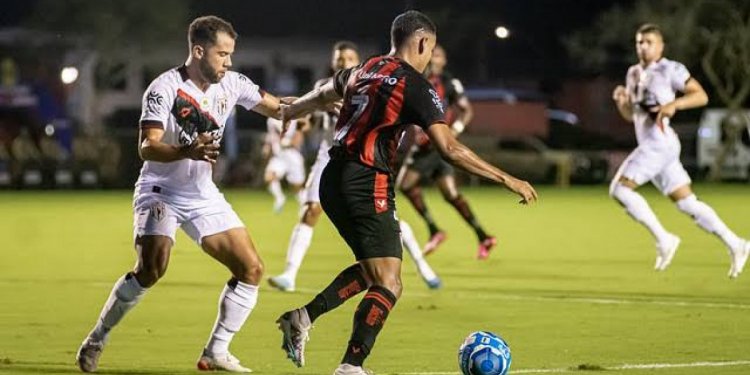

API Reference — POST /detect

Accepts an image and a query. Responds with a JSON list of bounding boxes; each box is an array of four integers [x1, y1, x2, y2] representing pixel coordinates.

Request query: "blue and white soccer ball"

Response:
[[458, 331, 512, 375]]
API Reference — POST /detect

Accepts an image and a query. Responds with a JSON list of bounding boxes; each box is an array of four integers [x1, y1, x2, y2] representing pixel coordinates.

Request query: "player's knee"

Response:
[[134, 265, 166, 288], [375, 275, 402, 299], [237, 260, 264, 284]]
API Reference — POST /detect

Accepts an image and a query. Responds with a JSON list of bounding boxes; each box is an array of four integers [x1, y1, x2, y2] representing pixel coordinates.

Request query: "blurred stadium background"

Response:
[[1, 0, 748, 189]]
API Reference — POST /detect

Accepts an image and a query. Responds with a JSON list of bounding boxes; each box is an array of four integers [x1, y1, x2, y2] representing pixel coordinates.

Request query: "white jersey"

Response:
[[266, 118, 299, 154], [626, 58, 691, 147], [137, 66, 263, 199], [312, 77, 337, 159]]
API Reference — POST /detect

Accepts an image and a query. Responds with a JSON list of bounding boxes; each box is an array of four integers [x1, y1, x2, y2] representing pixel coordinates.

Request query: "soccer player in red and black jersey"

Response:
[[398, 44, 497, 259], [275, 10, 537, 375]]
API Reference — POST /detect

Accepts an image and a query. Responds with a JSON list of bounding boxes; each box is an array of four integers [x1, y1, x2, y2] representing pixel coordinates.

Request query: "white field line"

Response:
[[295, 287, 750, 310], [392, 359, 750, 374]]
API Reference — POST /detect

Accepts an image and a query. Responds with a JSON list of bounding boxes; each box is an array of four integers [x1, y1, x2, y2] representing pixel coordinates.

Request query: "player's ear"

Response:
[[193, 44, 205, 59], [418, 37, 426, 55]]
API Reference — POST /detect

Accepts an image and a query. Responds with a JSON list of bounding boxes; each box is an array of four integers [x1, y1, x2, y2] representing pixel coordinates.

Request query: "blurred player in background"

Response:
[[268, 41, 442, 293], [75, 16, 285, 373], [275, 11, 536, 375], [263, 116, 308, 213], [610, 23, 749, 277], [398, 44, 496, 259]]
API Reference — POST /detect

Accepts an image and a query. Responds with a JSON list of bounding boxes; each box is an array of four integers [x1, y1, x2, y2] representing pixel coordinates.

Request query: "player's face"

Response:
[[332, 48, 360, 71], [198, 31, 235, 84], [430, 46, 446, 75], [635, 32, 664, 65]]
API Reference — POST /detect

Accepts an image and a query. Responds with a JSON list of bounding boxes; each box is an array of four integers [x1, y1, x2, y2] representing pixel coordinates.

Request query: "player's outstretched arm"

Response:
[[252, 93, 285, 120], [612, 85, 633, 122], [139, 128, 219, 164], [281, 81, 342, 122], [427, 123, 538, 204]]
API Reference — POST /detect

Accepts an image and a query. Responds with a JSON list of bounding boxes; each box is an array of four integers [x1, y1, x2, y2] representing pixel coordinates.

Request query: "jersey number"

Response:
[[334, 95, 369, 146]]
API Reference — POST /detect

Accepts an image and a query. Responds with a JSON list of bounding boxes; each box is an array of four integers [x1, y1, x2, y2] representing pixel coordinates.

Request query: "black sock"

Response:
[[341, 285, 398, 367], [304, 264, 367, 323], [404, 187, 440, 235], [448, 195, 488, 241]]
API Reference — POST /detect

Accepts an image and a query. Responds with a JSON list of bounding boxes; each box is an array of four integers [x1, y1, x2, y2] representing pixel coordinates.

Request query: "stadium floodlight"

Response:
[[60, 66, 79, 84], [494, 26, 510, 39]]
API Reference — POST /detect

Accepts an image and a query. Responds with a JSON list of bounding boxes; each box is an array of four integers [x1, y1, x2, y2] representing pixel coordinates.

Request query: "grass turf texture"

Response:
[[1, 185, 748, 374]]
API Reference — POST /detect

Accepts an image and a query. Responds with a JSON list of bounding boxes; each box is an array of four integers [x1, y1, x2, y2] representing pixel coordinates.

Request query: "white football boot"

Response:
[[197, 350, 252, 373], [333, 363, 374, 375], [268, 275, 296, 292], [655, 234, 680, 271], [277, 308, 312, 367], [76, 338, 105, 373], [729, 240, 750, 279]]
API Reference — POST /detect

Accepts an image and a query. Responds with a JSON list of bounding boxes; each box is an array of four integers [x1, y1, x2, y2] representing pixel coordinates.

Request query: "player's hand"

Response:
[[184, 133, 220, 164], [612, 85, 629, 106], [325, 100, 343, 116], [653, 102, 677, 127], [280, 96, 298, 105], [505, 177, 538, 205]]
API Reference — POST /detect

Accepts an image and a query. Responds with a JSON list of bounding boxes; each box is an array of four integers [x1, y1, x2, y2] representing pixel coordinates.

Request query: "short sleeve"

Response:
[[139, 79, 173, 129], [446, 76, 465, 105], [333, 67, 355, 97], [404, 75, 447, 130], [235, 73, 263, 110], [669, 61, 691, 92]]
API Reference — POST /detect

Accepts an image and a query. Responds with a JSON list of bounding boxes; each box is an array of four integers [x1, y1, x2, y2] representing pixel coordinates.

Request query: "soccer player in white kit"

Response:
[[268, 41, 442, 293], [76, 16, 287, 373], [263, 117, 307, 212], [610, 23, 749, 278]]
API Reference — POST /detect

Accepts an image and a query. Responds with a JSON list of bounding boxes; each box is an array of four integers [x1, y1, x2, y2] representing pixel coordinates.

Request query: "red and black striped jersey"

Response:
[[413, 72, 466, 152], [331, 55, 446, 174]]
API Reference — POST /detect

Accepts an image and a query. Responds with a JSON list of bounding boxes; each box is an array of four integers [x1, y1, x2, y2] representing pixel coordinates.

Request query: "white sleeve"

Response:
[[139, 79, 173, 127], [670, 61, 691, 92], [234, 73, 263, 110]]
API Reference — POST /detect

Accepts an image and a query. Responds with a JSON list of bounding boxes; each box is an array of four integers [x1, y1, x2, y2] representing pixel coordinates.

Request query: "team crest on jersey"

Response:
[[149, 201, 166, 221], [429, 89, 445, 113], [216, 96, 228, 116], [200, 97, 211, 111]]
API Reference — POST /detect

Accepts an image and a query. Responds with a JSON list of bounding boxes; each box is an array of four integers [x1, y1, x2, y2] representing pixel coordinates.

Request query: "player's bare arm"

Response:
[[139, 127, 219, 164], [252, 92, 284, 120], [281, 81, 342, 122], [452, 96, 473, 134], [654, 78, 708, 125], [427, 122, 538, 204], [612, 85, 633, 122]]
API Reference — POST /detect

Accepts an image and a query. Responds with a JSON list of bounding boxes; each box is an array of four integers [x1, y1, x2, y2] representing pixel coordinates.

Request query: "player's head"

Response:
[[390, 10, 437, 73], [188, 16, 237, 83], [428, 44, 447, 75], [635, 23, 664, 65], [331, 41, 360, 71]]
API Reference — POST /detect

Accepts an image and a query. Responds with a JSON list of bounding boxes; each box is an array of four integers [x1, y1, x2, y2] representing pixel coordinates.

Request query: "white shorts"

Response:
[[302, 145, 331, 203], [265, 148, 305, 185], [133, 191, 244, 245], [611, 144, 691, 195]]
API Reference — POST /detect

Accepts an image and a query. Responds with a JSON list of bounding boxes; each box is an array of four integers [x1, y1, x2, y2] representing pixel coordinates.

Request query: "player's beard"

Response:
[[199, 60, 222, 84]]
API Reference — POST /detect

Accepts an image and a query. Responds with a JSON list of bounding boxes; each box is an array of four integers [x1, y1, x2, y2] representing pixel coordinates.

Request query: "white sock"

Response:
[[296, 189, 306, 206], [611, 184, 671, 244], [399, 220, 438, 281], [282, 223, 314, 280], [676, 194, 743, 251], [268, 180, 284, 203], [205, 279, 259, 355], [89, 273, 147, 342]]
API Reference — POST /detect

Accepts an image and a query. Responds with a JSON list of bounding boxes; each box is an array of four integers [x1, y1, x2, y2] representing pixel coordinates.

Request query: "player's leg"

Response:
[[277, 161, 371, 367], [77, 198, 178, 373], [287, 149, 307, 206], [609, 148, 678, 270], [436, 170, 496, 259], [186, 206, 261, 373], [665, 168, 750, 278], [399, 165, 445, 253], [335, 256, 401, 374], [399, 219, 441, 288], [269, 155, 327, 292], [265, 157, 287, 213]]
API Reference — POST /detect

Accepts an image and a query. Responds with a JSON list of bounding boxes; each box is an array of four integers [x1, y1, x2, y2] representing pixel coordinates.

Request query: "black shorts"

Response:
[[407, 148, 454, 179], [320, 159, 402, 261]]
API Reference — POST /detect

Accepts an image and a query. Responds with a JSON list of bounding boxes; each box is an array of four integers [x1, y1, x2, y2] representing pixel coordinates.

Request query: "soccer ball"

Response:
[[458, 331, 512, 375]]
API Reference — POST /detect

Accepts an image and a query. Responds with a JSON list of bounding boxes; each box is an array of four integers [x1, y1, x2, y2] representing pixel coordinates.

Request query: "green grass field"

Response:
[[1, 185, 749, 375]]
